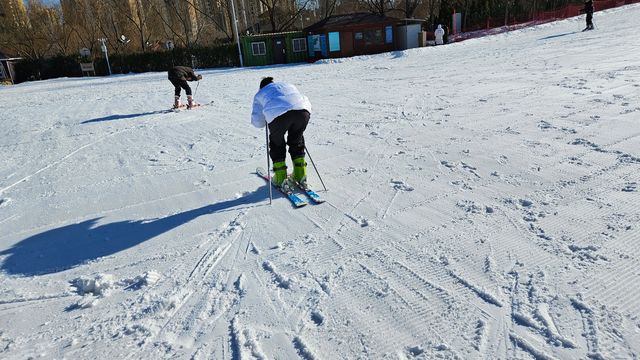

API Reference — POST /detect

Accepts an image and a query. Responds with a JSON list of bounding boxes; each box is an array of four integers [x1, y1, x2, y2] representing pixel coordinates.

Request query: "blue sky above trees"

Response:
[[25, 0, 60, 6]]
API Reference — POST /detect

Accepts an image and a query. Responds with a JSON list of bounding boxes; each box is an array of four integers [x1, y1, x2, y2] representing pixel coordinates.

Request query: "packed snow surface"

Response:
[[1, 5, 640, 359]]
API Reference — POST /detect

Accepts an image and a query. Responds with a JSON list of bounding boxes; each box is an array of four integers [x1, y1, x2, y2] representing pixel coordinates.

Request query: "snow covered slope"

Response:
[[1, 5, 639, 359]]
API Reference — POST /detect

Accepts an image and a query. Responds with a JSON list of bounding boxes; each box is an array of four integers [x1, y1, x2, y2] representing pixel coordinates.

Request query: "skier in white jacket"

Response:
[[251, 77, 312, 189], [435, 24, 445, 45]]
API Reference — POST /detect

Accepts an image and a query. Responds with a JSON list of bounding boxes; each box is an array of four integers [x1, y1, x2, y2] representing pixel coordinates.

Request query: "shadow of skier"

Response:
[[81, 110, 173, 124], [0, 185, 267, 276], [538, 32, 579, 40]]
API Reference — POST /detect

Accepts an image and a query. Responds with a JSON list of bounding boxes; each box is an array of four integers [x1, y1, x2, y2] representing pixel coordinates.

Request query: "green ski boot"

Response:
[[292, 157, 307, 187], [272, 161, 288, 188]]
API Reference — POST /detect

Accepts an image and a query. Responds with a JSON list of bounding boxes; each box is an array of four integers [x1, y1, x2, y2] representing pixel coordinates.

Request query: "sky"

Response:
[[27, 0, 59, 6]]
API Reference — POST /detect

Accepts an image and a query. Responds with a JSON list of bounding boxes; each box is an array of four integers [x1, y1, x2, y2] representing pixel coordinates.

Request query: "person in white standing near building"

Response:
[[435, 24, 445, 45]]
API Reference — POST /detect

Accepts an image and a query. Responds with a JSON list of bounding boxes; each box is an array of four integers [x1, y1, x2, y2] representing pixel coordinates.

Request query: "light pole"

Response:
[[229, 0, 243, 67], [98, 38, 112, 75]]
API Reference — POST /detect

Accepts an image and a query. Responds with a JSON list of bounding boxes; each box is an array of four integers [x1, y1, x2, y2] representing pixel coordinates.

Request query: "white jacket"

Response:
[[251, 82, 312, 128], [435, 25, 445, 45]]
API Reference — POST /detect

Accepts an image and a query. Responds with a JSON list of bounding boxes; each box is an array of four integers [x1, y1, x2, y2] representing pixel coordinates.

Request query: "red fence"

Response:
[[456, 0, 640, 40], [533, 4, 583, 22]]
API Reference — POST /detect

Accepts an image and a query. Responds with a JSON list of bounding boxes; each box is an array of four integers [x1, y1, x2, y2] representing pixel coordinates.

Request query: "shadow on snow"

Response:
[[0, 185, 268, 276], [538, 31, 579, 40], [81, 110, 173, 124]]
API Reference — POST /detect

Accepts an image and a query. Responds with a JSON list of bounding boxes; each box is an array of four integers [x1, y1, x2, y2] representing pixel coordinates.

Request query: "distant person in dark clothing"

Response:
[[580, 0, 594, 31], [442, 24, 449, 44], [168, 66, 202, 109]]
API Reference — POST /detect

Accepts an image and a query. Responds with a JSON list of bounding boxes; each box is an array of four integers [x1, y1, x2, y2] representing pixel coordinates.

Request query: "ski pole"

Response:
[[265, 126, 272, 205], [194, 81, 200, 98], [304, 145, 327, 191]]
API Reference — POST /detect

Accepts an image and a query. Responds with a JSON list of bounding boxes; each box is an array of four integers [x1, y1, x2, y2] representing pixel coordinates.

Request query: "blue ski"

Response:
[[294, 182, 325, 204], [256, 167, 307, 208]]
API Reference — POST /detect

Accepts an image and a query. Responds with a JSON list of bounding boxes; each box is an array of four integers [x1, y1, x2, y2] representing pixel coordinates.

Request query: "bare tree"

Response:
[[49, 5, 76, 56], [503, 0, 512, 25], [319, 0, 339, 18], [154, 2, 189, 47], [334, 0, 361, 14], [401, 0, 423, 18], [154, 0, 207, 47], [257, 0, 313, 32], [358, 0, 394, 15], [1, 0, 587, 60], [421, 0, 439, 29], [278, 0, 315, 30], [184, 0, 233, 40], [4, 0, 59, 59], [66, 0, 104, 56], [105, 0, 154, 52]]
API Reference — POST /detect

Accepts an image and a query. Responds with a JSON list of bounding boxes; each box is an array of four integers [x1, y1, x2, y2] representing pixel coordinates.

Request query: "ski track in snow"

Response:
[[1, 4, 640, 359], [0, 129, 130, 196]]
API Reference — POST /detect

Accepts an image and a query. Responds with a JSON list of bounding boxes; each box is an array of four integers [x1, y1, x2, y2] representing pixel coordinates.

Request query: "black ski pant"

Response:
[[268, 110, 310, 163], [170, 78, 192, 96], [586, 13, 593, 28]]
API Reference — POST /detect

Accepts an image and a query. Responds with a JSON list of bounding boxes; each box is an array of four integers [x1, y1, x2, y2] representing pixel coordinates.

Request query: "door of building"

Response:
[[341, 32, 354, 56], [273, 38, 286, 64]]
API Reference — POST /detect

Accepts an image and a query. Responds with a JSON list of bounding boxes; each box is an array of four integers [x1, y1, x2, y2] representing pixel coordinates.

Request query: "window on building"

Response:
[[355, 32, 363, 40], [293, 38, 307, 52], [363, 29, 384, 46], [251, 42, 266, 56], [385, 26, 393, 44], [328, 32, 340, 52]]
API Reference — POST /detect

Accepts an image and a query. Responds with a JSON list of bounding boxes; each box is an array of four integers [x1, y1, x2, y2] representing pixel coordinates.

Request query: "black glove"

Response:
[[196, 74, 203, 80]]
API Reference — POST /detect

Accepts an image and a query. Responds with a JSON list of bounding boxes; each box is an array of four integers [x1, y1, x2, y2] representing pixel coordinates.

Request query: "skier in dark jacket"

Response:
[[168, 66, 202, 109], [579, 0, 594, 31]]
